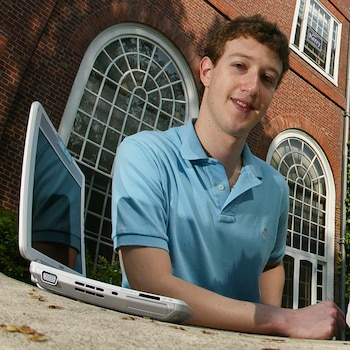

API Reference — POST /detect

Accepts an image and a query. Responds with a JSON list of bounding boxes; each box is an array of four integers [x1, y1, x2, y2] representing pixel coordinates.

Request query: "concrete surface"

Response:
[[0, 272, 349, 349]]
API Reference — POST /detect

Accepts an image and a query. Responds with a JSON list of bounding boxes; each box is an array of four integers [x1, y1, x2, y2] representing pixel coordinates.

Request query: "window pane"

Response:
[[157, 112, 171, 131], [299, 260, 312, 308], [82, 141, 99, 166], [80, 90, 96, 115], [124, 115, 139, 135], [73, 111, 90, 137], [105, 40, 123, 58], [88, 120, 105, 144], [282, 255, 294, 308], [88, 190, 105, 215], [94, 51, 110, 73], [98, 150, 114, 174], [67, 133, 83, 157], [110, 107, 125, 131], [104, 128, 119, 153], [115, 87, 130, 111], [95, 100, 111, 123], [101, 80, 118, 103], [87, 70, 103, 94], [317, 264, 324, 302]]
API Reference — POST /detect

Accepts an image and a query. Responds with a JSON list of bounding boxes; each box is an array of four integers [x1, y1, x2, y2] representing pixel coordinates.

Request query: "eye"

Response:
[[232, 62, 246, 70], [262, 74, 277, 87]]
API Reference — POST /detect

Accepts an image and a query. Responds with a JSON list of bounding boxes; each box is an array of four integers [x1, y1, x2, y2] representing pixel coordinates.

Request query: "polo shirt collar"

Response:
[[241, 143, 263, 180], [179, 118, 263, 180], [180, 118, 208, 160]]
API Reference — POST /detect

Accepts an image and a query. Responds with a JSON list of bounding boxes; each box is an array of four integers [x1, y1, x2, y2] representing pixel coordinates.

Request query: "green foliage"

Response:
[[86, 253, 122, 286], [0, 208, 30, 283]]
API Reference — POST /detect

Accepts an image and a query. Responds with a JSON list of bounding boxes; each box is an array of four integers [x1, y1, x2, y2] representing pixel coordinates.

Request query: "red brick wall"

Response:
[[0, 0, 59, 209]]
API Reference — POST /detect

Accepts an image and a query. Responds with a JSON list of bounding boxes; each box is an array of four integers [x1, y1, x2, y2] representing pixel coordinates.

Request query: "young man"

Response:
[[112, 14, 345, 339]]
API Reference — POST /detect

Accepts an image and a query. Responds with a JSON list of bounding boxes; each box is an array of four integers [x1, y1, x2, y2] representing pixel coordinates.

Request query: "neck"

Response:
[[194, 118, 245, 173]]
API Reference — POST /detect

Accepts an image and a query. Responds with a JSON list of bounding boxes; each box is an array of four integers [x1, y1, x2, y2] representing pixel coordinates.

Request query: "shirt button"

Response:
[[217, 184, 225, 191]]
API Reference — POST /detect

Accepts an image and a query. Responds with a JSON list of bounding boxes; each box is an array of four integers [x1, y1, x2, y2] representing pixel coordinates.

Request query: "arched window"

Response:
[[59, 23, 199, 267], [267, 130, 335, 308]]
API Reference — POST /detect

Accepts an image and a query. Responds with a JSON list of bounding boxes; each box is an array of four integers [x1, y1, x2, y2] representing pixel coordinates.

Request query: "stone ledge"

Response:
[[0, 272, 349, 349]]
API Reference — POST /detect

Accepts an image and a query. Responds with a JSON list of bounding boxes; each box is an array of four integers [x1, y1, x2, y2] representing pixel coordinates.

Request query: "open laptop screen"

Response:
[[18, 102, 195, 325], [19, 101, 85, 275]]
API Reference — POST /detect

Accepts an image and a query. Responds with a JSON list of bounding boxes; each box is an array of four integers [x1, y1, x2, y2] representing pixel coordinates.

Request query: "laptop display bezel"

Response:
[[18, 101, 86, 276]]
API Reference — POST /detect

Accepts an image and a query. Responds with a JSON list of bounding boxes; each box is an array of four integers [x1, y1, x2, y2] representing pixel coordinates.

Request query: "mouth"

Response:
[[232, 99, 253, 112]]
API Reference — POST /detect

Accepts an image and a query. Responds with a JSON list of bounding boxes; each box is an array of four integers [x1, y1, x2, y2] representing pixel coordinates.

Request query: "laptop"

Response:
[[18, 101, 194, 324]]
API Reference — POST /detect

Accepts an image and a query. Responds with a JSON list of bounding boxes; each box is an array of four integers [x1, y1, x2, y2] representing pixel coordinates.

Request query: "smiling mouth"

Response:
[[233, 99, 252, 110], [236, 100, 248, 107]]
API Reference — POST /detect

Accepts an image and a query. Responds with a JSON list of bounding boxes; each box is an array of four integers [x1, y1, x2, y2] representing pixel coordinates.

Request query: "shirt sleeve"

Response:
[[111, 134, 169, 252]]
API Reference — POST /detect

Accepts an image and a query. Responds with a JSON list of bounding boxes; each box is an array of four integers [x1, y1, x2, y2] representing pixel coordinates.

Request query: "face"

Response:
[[200, 36, 283, 140]]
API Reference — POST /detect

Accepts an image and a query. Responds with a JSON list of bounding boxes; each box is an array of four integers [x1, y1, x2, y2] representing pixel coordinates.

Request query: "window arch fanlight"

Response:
[[266, 129, 335, 309], [58, 22, 199, 267]]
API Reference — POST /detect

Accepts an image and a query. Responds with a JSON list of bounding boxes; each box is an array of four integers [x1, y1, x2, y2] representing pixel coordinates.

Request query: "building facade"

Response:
[[1, 0, 349, 310]]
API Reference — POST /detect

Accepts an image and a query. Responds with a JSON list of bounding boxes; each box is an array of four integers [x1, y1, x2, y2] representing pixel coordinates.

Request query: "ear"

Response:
[[199, 56, 213, 88]]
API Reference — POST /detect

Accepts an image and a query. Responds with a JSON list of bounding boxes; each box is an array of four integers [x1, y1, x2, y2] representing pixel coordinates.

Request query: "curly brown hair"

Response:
[[203, 14, 290, 86]]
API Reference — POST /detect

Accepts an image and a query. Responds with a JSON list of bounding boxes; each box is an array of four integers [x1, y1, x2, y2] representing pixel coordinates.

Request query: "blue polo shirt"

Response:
[[112, 119, 289, 303]]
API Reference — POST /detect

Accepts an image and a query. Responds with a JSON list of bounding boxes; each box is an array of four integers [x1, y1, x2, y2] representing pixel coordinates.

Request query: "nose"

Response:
[[241, 71, 259, 96]]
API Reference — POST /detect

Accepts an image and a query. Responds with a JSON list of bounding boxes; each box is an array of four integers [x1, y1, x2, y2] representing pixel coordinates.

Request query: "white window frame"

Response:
[[267, 129, 335, 307], [59, 22, 199, 143], [290, 0, 341, 85], [57, 22, 199, 267]]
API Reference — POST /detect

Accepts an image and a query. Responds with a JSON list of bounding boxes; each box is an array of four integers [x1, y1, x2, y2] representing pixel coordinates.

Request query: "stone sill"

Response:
[[0, 273, 349, 349]]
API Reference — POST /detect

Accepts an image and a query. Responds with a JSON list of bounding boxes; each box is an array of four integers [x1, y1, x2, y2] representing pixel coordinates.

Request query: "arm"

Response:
[[120, 246, 345, 339], [260, 261, 285, 307]]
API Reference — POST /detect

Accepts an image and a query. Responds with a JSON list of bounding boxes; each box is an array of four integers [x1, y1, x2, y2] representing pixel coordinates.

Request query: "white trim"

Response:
[[267, 129, 335, 302]]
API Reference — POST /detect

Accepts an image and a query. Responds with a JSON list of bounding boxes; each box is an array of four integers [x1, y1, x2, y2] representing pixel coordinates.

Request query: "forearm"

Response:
[[260, 261, 285, 307], [120, 247, 287, 335], [155, 273, 287, 335]]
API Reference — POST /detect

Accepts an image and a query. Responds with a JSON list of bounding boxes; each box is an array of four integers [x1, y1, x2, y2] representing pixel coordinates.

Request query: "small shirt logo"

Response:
[[263, 228, 267, 239]]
